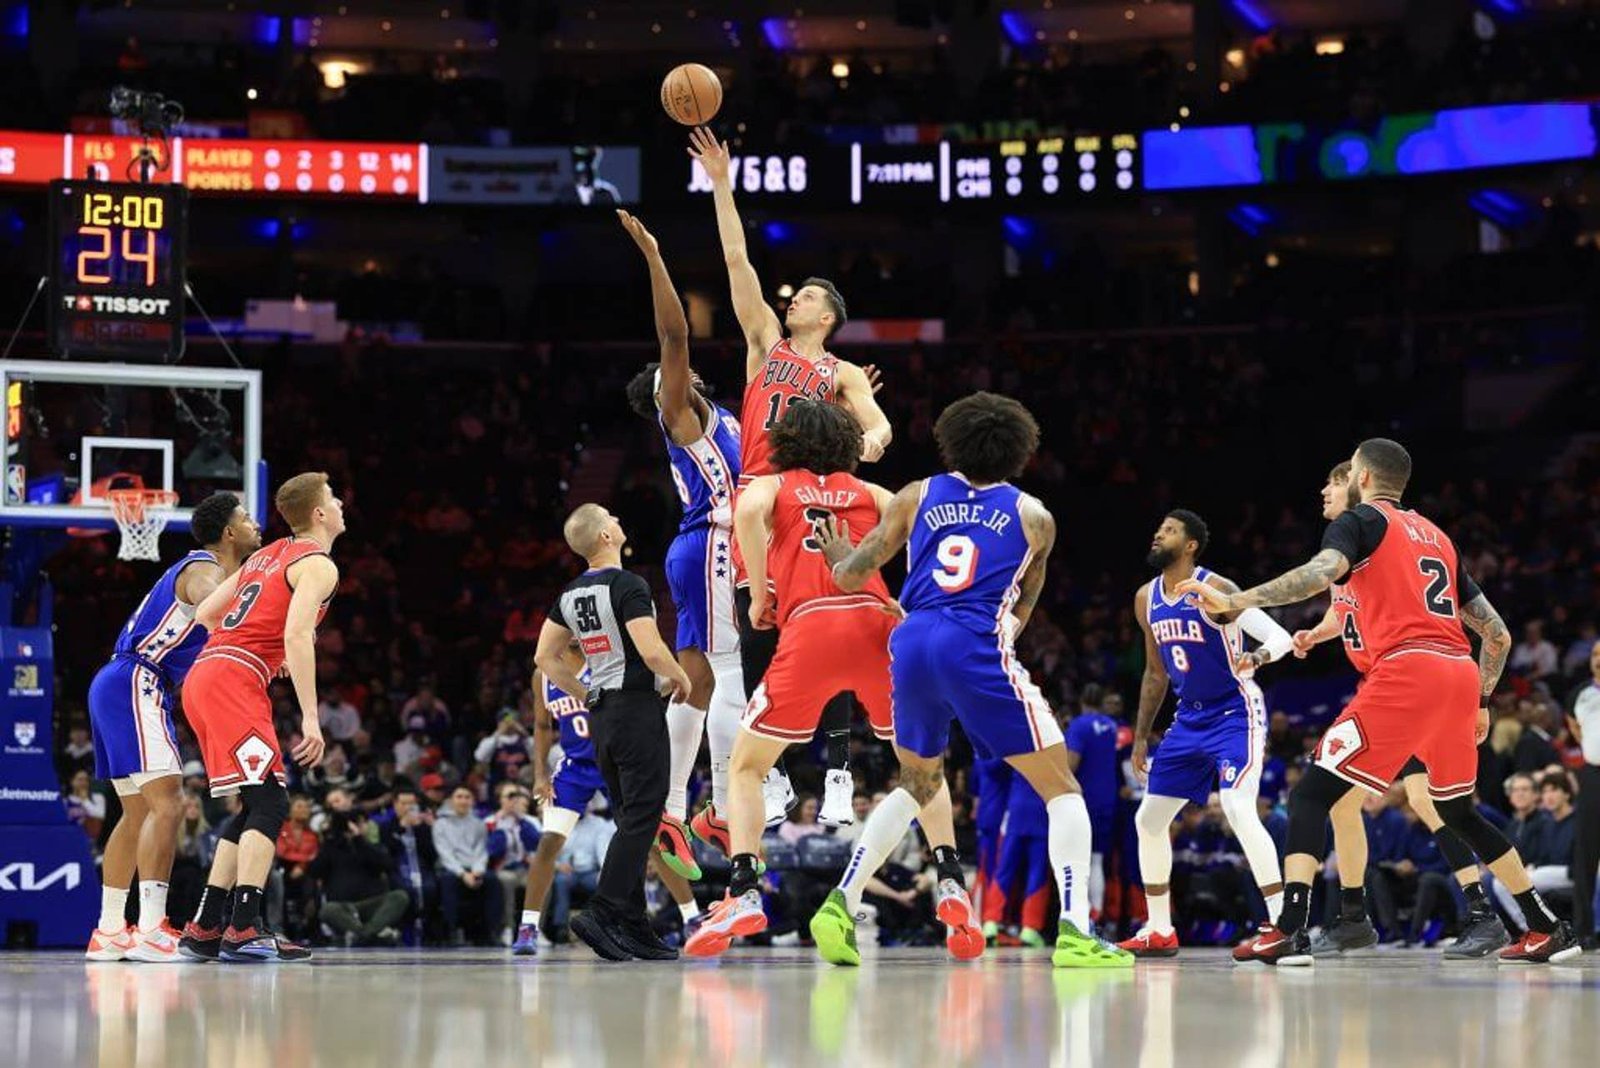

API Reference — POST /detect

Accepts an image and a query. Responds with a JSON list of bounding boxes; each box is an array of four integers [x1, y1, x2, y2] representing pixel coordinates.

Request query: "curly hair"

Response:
[[625, 364, 659, 419], [933, 392, 1040, 484], [189, 491, 242, 546], [768, 399, 861, 475], [1166, 508, 1209, 556]]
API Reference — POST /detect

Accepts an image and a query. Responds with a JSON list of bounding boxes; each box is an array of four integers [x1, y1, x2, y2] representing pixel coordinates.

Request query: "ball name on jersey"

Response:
[[760, 358, 833, 398]]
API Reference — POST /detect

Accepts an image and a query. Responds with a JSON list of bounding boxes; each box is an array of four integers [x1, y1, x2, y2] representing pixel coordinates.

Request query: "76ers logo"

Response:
[[233, 734, 277, 785]]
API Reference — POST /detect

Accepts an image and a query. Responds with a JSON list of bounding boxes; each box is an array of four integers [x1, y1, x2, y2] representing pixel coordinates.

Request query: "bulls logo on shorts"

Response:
[[1316, 718, 1365, 774], [233, 733, 277, 785]]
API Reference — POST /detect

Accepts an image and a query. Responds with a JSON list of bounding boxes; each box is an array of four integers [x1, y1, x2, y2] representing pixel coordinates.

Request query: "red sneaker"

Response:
[[1498, 924, 1581, 965], [655, 813, 702, 881], [935, 879, 984, 961], [1231, 924, 1312, 967], [684, 889, 767, 959], [178, 921, 223, 962], [690, 804, 731, 856], [1117, 928, 1179, 958]]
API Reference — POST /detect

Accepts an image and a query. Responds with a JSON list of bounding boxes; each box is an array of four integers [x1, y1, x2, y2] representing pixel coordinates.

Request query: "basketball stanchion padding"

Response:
[[107, 488, 181, 561]]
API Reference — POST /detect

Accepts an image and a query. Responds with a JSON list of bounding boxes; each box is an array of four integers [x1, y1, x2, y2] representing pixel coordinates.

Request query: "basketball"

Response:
[[660, 63, 722, 125]]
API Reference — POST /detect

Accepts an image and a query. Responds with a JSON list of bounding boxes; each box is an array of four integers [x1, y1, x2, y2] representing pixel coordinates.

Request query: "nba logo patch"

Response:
[[13, 721, 35, 746]]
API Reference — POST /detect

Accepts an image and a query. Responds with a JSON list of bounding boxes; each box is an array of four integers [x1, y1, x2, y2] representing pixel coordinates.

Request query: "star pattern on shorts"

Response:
[[164, 627, 178, 638], [142, 686, 156, 698]]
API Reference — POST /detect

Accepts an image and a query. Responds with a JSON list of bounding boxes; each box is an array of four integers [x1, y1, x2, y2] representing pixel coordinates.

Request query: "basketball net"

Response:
[[107, 489, 180, 561]]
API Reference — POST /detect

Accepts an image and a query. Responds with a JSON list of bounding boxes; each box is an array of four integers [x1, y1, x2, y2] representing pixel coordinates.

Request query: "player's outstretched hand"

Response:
[[616, 209, 659, 256], [1172, 578, 1233, 616], [1291, 630, 1319, 658], [813, 513, 852, 565], [1233, 650, 1265, 677], [1131, 737, 1150, 785], [862, 363, 885, 395], [293, 723, 325, 768], [1475, 706, 1490, 745], [687, 127, 730, 181], [533, 777, 554, 806]]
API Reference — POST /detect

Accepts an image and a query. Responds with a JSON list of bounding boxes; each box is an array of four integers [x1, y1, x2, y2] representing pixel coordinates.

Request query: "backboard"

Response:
[[0, 360, 264, 535]]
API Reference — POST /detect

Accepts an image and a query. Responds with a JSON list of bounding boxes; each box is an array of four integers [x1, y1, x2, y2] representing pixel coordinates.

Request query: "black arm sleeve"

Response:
[[1320, 506, 1386, 569], [612, 572, 655, 623], [1456, 559, 1483, 605]]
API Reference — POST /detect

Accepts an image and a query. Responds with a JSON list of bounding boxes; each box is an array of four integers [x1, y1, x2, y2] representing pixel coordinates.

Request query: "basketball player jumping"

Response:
[[178, 472, 343, 963], [1189, 439, 1579, 965], [690, 127, 893, 828], [1120, 509, 1295, 958], [1285, 461, 1510, 959], [84, 492, 262, 962], [806, 391, 1133, 969]]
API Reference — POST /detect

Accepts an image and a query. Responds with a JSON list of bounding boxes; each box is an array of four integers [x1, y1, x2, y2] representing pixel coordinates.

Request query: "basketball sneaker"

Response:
[[570, 906, 634, 962], [1442, 910, 1510, 960], [1020, 927, 1047, 948], [1052, 920, 1134, 969], [1305, 916, 1379, 957], [684, 888, 767, 958], [125, 921, 183, 963], [691, 804, 731, 855], [982, 920, 1000, 944], [1231, 924, 1312, 966], [762, 768, 796, 828], [1117, 928, 1180, 958], [1498, 923, 1581, 965], [655, 813, 702, 880], [178, 921, 223, 962], [615, 917, 681, 961], [85, 925, 136, 962], [511, 924, 540, 957], [818, 769, 855, 828], [935, 879, 984, 961], [810, 889, 861, 966], [219, 925, 312, 963]]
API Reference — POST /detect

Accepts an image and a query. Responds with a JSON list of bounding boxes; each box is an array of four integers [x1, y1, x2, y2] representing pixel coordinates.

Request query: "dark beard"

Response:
[[1147, 547, 1177, 571]]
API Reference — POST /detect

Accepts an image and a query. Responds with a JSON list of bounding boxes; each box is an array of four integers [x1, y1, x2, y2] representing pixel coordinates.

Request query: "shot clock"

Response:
[[47, 179, 189, 360]]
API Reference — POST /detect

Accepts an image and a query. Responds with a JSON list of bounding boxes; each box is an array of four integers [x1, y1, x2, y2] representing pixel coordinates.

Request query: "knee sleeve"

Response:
[[221, 808, 249, 844], [1135, 794, 1186, 839], [1221, 787, 1285, 887], [1286, 766, 1351, 860], [240, 782, 291, 840], [1433, 796, 1511, 866], [706, 651, 745, 813]]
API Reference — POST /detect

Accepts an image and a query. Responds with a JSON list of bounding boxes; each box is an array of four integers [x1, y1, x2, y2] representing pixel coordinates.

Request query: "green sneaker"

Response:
[[810, 889, 861, 967], [982, 920, 1000, 944], [1020, 927, 1047, 948], [1052, 919, 1134, 969]]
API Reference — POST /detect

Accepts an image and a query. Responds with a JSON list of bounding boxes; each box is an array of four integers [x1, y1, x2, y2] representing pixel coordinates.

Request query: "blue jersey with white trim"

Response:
[[900, 475, 1031, 634], [110, 550, 218, 684], [1147, 567, 1253, 725], [544, 668, 594, 764], [663, 401, 742, 534]]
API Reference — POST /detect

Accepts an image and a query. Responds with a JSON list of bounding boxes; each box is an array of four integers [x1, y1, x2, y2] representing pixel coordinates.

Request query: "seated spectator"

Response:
[[486, 783, 542, 941], [394, 715, 440, 777], [1491, 771, 1577, 931], [64, 771, 106, 844], [58, 724, 96, 780], [1394, 804, 1458, 946], [319, 687, 363, 745], [779, 795, 827, 845], [434, 785, 504, 945], [312, 810, 410, 947], [402, 684, 451, 736], [382, 788, 439, 937], [273, 795, 320, 939], [305, 746, 364, 803], [475, 712, 535, 790], [1510, 620, 1558, 681], [419, 772, 451, 810], [359, 756, 404, 817], [1360, 787, 1411, 941], [1513, 701, 1561, 774], [545, 802, 616, 939], [169, 791, 212, 924], [1265, 711, 1303, 763]]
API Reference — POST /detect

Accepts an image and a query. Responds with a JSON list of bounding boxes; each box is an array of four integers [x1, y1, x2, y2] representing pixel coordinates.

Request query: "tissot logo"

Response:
[[62, 295, 173, 316], [0, 861, 82, 892]]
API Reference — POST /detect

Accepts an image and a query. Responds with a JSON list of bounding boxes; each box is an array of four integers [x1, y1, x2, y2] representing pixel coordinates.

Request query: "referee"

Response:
[[535, 503, 691, 962], [1568, 639, 1600, 951]]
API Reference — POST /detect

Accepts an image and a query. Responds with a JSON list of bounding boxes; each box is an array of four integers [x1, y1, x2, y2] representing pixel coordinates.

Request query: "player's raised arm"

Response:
[[1176, 548, 1350, 615], [687, 127, 783, 373], [534, 621, 587, 704], [174, 557, 227, 609], [835, 360, 893, 463], [1010, 494, 1057, 634], [283, 554, 338, 768], [815, 480, 922, 593], [1131, 582, 1170, 785], [194, 569, 245, 632], [734, 475, 780, 625], [618, 210, 700, 445]]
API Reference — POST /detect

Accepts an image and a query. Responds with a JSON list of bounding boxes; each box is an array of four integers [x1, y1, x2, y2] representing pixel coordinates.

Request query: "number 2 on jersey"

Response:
[[933, 534, 980, 593], [1417, 557, 1455, 617]]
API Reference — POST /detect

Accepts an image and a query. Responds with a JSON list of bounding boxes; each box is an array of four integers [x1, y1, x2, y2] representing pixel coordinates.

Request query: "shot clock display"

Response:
[[47, 179, 189, 360]]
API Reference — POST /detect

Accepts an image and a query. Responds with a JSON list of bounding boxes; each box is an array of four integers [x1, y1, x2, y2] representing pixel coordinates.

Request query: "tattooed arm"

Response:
[[1460, 593, 1512, 703], [815, 481, 922, 593], [1176, 548, 1350, 615], [1010, 495, 1056, 634], [1130, 583, 1169, 785]]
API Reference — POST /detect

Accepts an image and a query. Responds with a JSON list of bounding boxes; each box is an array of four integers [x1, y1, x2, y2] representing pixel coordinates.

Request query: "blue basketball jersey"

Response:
[[111, 550, 218, 684], [544, 668, 594, 764], [662, 400, 742, 534], [1146, 567, 1253, 723], [900, 474, 1031, 633]]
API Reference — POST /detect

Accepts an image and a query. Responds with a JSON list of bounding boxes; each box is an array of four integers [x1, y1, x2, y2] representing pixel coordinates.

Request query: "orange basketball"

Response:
[[661, 63, 723, 126]]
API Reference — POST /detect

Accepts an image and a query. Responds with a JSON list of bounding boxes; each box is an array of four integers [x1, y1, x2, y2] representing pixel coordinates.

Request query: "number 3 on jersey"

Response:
[[221, 582, 262, 630], [933, 534, 980, 593]]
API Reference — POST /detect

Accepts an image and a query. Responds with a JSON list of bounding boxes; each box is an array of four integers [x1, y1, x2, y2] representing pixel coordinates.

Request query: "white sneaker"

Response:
[[124, 923, 181, 963], [818, 769, 855, 827], [762, 767, 796, 828], [85, 925, 136, 962]]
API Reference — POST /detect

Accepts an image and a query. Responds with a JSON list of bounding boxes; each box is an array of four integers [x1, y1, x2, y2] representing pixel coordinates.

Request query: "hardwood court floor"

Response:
[[3, 944, 1596, 1067]]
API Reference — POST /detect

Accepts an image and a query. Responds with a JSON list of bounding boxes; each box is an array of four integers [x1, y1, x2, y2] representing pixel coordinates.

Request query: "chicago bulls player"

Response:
[[685, 401, 969, 960], [1181, 439, 1579, 966], [178, 472, 344, 963], [689, 127, 893, 829]]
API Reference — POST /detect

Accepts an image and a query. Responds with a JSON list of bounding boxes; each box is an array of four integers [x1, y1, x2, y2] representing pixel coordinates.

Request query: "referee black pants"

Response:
[[1573, 764, 1600, 940], [589, 689, 670, 922]]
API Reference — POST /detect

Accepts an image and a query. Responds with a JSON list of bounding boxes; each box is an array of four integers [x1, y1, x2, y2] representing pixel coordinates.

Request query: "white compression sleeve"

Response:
[[706, 651, 746, 814], [841, 788, 921, 913], [1047, 793, 1093, 931], [1237, 607, 1294, 664], [664, 701, 707, 819], [1219, 786, 1284, 919]]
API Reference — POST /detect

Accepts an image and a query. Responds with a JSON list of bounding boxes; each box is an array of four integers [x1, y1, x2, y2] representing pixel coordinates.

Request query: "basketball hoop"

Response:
[[107, 488, 180, 561]]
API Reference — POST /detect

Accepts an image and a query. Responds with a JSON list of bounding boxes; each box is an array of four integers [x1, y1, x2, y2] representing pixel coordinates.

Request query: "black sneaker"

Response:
[[1442, 911, 1511, 960], [179, 921, 224, 962], [1305, 916, 1378, 957], [615, 918, 681, 961], [570, 908, 634, 962], [219, 924, 312, 963]]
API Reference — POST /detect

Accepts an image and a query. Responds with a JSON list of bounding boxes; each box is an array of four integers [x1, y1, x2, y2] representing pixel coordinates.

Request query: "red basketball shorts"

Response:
[[1314, 648, 1479, 801], [182, 653, 284, 797], [742, 597, 896, 742]]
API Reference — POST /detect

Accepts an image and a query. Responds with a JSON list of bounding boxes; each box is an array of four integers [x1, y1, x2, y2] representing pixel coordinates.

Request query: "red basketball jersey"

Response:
[[197, 536, 333, 685], [1338, 500, 1470, 665], [767, 470, 891, 626], [738, 338, 839, 486]]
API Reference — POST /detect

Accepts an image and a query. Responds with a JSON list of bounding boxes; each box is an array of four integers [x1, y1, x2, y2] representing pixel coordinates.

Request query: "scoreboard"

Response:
[[679, 134, 1142, 208]]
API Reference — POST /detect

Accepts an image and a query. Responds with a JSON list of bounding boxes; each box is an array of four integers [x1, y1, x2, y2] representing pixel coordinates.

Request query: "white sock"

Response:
[[137, 881, 169, 933], [664, 701, 707, 819], [1147, 893, 1173, 934], [1047, 793, 1093, 931], [706, 651, 745, 814], [678, 899, 702, 923], [100, 886, 129, 932], [1089, 852, 1106, 915], [1264, 890, 1284, 925], [521, 909, 540, 928], [840, 788, 921, 913]]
